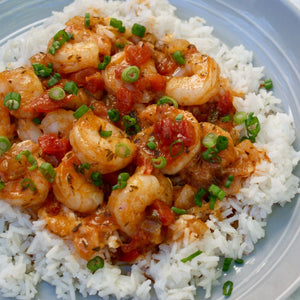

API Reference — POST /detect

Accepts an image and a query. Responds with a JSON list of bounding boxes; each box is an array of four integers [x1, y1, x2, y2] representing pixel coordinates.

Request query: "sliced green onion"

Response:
[[223, 281, 233, 296], [264, 78, 273, 90], [48, 87, 65, 101], [235, 258, 244, 264], [107, 108, 120, 122], [73, 104, 89, 119], [202, 148, 220, 163], [208, 184, 225, 200], [222, 257, 233, 272], [220, 114, 231, 122], [4, 92, 21, 110], [47, 73, 61, 87], [32, 63, 53, 78], [100, 130, 112, 138], [87, 256, 104, 273], [175, 114, 183, 121], [169, 140, 184, 157], [171, 206, 187, 215], [245, 112, 260, 143], [194, 187, 207, 207], [39, 162, 56, 183], [49, 30, 73, 55], [0, 136, 11, 156], [122, 115, 140, 136], [21, 178, 36, 192], [76, 162, 91, 174], [98, 55, 111, 70], [15, 150, 37, 170], [112, 172, 130, 190], [233, 111, 247, 125], [147, 141, 157, 150], [0, 180, 4, 191], [110, 18, 122, 29], [91, 172, 103, 187], [224, 175, 234, 188], [32, 117, 42, 125], [208, 194, 217, 210], [151, 156, 167, 169], [173, 50, 186, 65], [121, 66, 140, 83], [115, 42, 125, 49], [202, 133, 217, 148], [84, 12, 90, 27], [216, 135, 228, 151], [64, 81, 78, 95], [157, 96, 178, 108], [115, 143, 131, 158], [131, 23, 146, 37], [181, 250, 202, 263]]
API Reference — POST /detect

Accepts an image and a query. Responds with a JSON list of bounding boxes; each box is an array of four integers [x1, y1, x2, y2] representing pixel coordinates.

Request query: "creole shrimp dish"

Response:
[[0, 0, 299, 299]]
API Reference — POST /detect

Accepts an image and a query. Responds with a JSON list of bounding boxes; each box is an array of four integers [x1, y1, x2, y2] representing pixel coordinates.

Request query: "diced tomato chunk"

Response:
[[23, 91, 73, 113], [125, 42, 153, 67], [68, 68, 104, 93], [155, 55, 177, 76], [116, 86, 140, 115], [148, 74, 166, 92], [216, 90, 234, 115], [38, 133, 71, 161], [118, 249, 140, 262], [151, 200, 175, 226]]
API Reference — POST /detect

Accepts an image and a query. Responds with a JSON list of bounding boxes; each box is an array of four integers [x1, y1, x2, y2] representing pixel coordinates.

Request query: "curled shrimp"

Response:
[[0, 106, 15, 138], [17, 119, 42, 143], [40, 109, 75, 139], [49, 24, 112, 74], [165, 52, 220, 106], [0, 67, 44, 118], [69, 111, 136, 174], [53, 152, 104, 213], [107, 167, 173, 237], [0, 140, 50, 208], [136, 104, 201, 175]]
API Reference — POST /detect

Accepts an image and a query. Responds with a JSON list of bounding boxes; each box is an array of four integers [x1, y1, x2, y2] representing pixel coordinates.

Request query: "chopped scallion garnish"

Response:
[[0, 136, 11, 156], [121, 66, 140, 83], [151, 156, 167, 169], [107, 108, 120, 122], [64, 81, 78, 95], [48, 87, 65, 101], [169, 140, 184, 157], [171, 206, 187, 215], [131, 23, 146, 37], [73, 104, 89, 119], [233, 111, 247, 125], [173, 50, 186, 65], [87, 256, 104, 273], [15, 150, 37, 170], [264, 78, 273, 90], [4, 92, 21, 110], [32, 63, 53, 78], [21, 178, 36, 192], [39, 162, 56, 183], [91, 172, 103, 187], [84, 12, 90, 27], [202, 133, 217, 148], [98, 55, 111, 70], [223, 281, 233, 296], [224, 175, 234, 188], [157, 96, 178, 108], [175, 114, 183, 121], [47, 73, 61, 87], [181, 250, 202, 263], [222, 257, 233, 272], [112, 172, 130, 190], [194, 187, 206, 207], [115, 143, 131, 158]]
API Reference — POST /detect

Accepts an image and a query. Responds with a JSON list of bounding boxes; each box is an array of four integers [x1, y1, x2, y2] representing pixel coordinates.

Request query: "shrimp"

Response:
[[17, 119, 42, 143], [107, 168, 173, 237], [0, 106, 15, 138], [53, 152, 104, 213], [135, 104, 201, 174], [0, 140, 50, 208], [40, 109, 75, 139], [69, 111, 136, 174], [0, 67, 44, 118], [165, 52, 220, 106], [49, 24, 112, 74]]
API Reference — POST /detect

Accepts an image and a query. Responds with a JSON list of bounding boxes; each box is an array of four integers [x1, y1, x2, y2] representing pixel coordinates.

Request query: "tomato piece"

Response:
[[155, 55, 177, 76], [153, 106, 196, 147], [38, 133, 71, 161], [68, 68, 104, 93], [116, 86, 140, 115], [125, 42, 153, 67], [118, 249, 140, 262], [217, 90, 234, 115], [23, 91, 73, 113], [151, 200, 175, 226]]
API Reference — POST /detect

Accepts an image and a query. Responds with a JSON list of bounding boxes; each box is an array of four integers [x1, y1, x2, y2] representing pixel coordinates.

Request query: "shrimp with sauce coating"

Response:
[[53, 152, 104, 213], [107, 167, 173, 237], [69, 110, 136, 174], [0, 140, 50, 208]]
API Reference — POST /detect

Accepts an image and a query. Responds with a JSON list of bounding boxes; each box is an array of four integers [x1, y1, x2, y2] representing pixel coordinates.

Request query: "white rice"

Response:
[[0, 0, 299, 299]]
